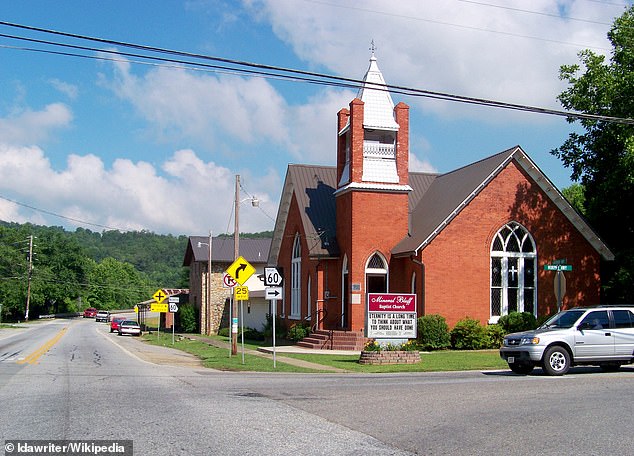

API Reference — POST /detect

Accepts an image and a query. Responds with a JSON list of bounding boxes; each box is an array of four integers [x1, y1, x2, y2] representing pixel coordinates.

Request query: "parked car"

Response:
[[110, 317, 127, 333], [500, 306, 634, 375], [95, 310, 111, 322], [118, 320, 141, 336], [83, 307, 97, 318]]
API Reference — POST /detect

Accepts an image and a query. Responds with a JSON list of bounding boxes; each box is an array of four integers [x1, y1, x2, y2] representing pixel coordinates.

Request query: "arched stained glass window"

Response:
[[490, 222, 537, 321]]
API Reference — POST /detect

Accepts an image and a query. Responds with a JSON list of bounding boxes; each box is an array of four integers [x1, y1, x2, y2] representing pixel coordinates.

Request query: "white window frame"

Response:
[[490, 222, 537, 323], [290, 234, 301, 319]]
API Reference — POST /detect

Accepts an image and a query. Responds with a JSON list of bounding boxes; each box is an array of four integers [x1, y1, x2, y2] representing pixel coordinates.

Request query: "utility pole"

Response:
[[207, 231, 212, 336], [25, 235, 35, 321], [232, 175, 240, 356]]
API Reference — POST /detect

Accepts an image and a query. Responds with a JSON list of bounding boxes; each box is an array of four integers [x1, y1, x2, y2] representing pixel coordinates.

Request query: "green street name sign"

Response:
[[544, 264, 573, 271]]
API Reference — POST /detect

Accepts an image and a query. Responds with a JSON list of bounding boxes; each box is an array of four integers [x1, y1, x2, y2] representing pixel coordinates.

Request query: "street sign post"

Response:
[[150, 302, 168, 313], [264, 267, 284, 286], [265, 287, 283, 300], [544, 262, 572, 312], [226, 256, 256, 285], [222, 272, 237, 289], [234, 286, 249, 301], [152, 289, 167, 303], [544, 264, 573, 271]]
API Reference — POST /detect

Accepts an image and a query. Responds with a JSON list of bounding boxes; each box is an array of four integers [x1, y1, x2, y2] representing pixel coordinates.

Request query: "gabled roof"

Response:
[[269, 146, 614, 266], [268, 165, 340, 263], [392, 146, 614, 261], [183, 236, 271, 267]]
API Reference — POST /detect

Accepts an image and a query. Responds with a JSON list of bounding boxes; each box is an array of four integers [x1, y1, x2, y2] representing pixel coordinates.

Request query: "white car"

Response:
[[118, 320, 142, 337], [500, 306, 634, 375], [95, 310, 111, 322]]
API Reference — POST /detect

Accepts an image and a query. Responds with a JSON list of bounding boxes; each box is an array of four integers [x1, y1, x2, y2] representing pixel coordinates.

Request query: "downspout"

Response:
[[410, 254, 424, 316]]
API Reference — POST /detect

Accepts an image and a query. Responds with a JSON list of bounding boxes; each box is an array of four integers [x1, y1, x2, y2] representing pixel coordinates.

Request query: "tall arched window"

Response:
[[490, 222, 537, 322], [366, 252, 388, 294], [291, 234, 301, 319]]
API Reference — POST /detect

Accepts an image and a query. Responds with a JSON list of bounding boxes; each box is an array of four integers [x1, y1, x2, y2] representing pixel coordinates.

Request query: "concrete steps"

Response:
[[297, 329, 366, 351]]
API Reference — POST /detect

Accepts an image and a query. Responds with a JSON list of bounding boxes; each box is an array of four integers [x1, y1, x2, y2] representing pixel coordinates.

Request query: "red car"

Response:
[[110, 317, 127, 333], [83, 307, 97, 318]]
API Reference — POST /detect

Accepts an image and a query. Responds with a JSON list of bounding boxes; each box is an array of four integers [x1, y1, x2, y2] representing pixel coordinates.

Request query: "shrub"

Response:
[[178, 303, 198, 333], [263, 313, 286, 340], [417, 314, 451, 350], [484, 324, 506, 349], [498, 312, 538, 333], [286, 322, 311, 342], [450, 317, 488, 350]]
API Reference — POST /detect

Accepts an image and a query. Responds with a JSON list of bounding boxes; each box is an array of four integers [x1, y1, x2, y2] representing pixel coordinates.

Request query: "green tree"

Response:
[[86, 257, 151, 310], [553, 6, 634, 302], [561, 183, 586, 217]]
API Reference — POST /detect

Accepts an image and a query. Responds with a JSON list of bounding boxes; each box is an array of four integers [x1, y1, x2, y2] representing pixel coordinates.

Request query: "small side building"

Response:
[[183, 236, 271, 335]]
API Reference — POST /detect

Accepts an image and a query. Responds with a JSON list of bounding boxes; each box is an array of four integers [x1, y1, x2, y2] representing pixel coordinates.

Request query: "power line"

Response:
[[0, 194, 125, 231], [456, 0, 615, 26], [1, 21, 633, 125], [300, 0, 617, 51]]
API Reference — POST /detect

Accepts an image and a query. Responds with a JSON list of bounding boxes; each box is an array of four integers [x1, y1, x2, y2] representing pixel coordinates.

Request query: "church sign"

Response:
[[367, 293, 417, 339]]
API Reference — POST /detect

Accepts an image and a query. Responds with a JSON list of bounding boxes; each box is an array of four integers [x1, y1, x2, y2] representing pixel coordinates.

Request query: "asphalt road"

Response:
[[1, 318, 633, 455]]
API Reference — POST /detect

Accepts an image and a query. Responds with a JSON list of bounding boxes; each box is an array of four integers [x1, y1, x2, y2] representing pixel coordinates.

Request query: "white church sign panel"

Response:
[[367, 293, 417, 339]]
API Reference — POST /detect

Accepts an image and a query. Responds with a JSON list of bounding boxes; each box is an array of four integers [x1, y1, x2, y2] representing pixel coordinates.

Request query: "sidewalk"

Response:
[[184, 334, 353, 373]]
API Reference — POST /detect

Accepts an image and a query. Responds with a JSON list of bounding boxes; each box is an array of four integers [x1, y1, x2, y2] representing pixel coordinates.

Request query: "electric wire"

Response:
[[1, 21, 634, 125]]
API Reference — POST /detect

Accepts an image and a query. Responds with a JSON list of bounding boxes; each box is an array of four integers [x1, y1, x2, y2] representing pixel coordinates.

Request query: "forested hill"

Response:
[[0, 221, 270, 321]]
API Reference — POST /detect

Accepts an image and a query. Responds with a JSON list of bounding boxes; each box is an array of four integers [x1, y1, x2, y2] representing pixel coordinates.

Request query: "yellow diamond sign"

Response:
[[153, 289, 168, 303], [225, 256, 256, 286]]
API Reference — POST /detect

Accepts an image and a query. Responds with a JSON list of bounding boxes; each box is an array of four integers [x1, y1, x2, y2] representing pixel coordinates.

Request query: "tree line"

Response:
[[0, 222, 189, 321]]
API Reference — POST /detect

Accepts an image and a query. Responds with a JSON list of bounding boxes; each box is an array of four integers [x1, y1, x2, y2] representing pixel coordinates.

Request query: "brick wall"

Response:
[[420, 160, 601, 327]]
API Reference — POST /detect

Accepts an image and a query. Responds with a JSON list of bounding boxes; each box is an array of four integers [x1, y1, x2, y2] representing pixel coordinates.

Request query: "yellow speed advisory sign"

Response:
[[234, 286, 249, 301]]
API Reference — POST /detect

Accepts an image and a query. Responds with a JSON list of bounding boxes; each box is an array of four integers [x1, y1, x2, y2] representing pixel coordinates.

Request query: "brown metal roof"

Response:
[[288, 164, 339, 257], [392, 147, 517, 256], [183, 236, 271, 266], [270, 146, 614, 264]]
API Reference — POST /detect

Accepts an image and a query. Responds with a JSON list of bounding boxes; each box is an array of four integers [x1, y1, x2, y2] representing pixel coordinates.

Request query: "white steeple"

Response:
[[356, 47, 399, 131]]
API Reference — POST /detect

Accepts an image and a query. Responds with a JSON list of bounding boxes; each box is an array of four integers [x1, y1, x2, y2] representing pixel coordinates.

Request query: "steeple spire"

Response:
[[356, 44, 399, 131]]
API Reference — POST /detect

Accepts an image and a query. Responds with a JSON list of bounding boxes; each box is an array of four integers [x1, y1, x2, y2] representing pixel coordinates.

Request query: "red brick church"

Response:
[[268, 51, 614, 348]]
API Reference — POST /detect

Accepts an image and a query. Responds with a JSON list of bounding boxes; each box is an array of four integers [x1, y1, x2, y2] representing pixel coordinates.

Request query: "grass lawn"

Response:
[[284, 350, 508, 373], [143, 333, 509, 373], [142, 334, 330, 373]]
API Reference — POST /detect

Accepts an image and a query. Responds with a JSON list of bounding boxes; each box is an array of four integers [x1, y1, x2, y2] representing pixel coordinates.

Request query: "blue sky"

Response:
[[0, 0, 631, 236]]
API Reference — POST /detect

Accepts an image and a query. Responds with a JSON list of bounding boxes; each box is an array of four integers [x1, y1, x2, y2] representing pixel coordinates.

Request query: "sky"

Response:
[[0, 0, 631, 237]]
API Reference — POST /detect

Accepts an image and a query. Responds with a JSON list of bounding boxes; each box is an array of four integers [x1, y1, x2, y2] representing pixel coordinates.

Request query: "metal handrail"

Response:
[[304, 308, 327, 333]]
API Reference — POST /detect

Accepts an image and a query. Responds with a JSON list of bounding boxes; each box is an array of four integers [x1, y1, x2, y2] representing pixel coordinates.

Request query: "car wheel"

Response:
[[599, 362, 621, 372], [117, 331, 122, 336], [542, 345, 570, 376], [509, 362, 534, 375]]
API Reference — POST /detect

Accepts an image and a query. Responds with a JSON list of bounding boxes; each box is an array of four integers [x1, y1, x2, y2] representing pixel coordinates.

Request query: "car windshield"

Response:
[[540, 309, 586, 329]]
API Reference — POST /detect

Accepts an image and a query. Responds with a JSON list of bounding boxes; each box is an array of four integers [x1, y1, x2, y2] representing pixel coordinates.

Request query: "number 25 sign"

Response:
[[234, 286, 249, 301]]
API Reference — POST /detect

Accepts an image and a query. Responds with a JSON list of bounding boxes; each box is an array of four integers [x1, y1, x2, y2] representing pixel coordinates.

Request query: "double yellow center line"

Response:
[[17, 327, 68, 365]]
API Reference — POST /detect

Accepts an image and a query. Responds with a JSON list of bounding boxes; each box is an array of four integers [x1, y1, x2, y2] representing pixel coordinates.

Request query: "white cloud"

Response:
[[0, 103, 73, 145], [409, 153, 438, 173], [0, 144, 277, 235], [101, 59, 291, 152], [49, 79, 79, 99], [246, 0, 623, 119]]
